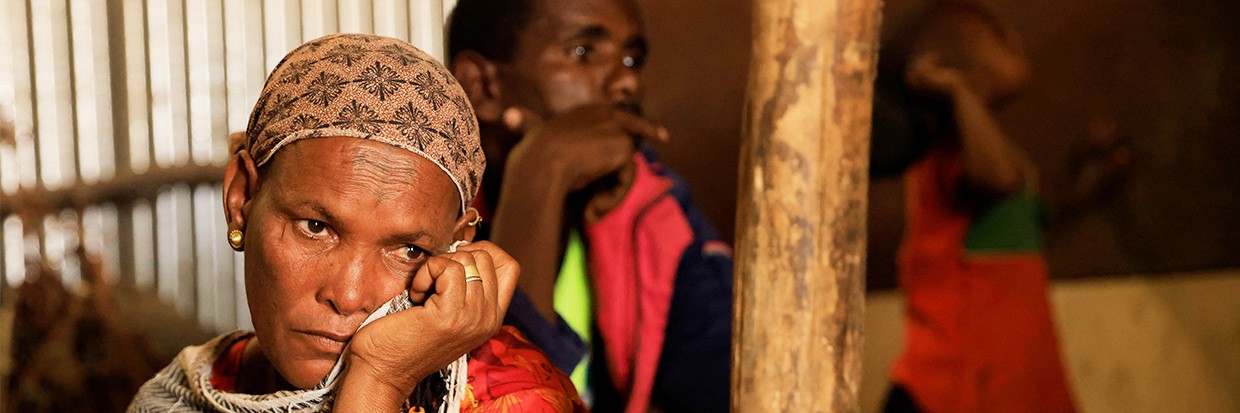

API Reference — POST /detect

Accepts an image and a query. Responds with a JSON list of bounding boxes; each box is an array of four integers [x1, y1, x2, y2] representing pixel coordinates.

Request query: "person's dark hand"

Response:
[[342, 241, 519, 402], [905, 53, 969, 97], [582, 157, 636, 224], [1072, 117, 1132, 195], [501, 104, 668, 204]]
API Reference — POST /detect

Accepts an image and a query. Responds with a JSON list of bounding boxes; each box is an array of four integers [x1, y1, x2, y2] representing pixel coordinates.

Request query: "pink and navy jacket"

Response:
[[502, 150, 734, 413]]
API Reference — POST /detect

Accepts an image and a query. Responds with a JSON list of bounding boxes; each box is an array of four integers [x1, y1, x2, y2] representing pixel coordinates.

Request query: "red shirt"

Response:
[[893, 148, 1076, 413]]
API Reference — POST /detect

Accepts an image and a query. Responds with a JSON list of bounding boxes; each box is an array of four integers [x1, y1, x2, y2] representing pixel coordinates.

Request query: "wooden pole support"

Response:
[[732, 0, 881, 411]]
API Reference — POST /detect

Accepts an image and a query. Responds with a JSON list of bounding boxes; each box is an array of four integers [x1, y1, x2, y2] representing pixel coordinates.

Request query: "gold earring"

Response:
[[466, 207, 483, 227], [228, 229, 244, 251]]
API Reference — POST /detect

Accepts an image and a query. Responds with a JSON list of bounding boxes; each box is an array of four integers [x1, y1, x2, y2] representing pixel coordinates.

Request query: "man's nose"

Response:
[[607, 63, 641, 105]]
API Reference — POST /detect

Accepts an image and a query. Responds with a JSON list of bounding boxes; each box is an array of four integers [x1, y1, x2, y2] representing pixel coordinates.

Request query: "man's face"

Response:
[[501, 0, 648, 117], [238, 137, 460, 389]]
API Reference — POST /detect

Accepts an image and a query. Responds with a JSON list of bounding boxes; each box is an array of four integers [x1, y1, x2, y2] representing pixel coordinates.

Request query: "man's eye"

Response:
[[297, 219, 330, 237], [571, 45, 593, 61], [622, 54, 644, 70]]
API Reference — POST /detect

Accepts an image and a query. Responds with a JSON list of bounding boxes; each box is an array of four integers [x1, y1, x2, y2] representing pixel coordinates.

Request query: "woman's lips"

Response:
[[297, 329, 352, 355]]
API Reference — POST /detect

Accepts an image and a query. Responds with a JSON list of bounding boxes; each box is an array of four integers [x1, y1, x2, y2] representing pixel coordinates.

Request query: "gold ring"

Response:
[[464, 264, 483, 283]]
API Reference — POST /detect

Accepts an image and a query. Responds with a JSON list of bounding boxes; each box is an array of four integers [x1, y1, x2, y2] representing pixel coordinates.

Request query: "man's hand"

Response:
[[335, 241, 520, 411], [488, 104, 667, 323], [501, 104, 668, 198]]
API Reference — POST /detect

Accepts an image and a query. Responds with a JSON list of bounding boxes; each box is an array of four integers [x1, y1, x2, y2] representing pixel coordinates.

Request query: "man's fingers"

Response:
[[613, 111, 669, 144], [502, 106, 544, 134]]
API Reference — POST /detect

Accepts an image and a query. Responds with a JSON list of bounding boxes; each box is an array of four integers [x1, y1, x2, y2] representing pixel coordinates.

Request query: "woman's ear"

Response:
[[223, 150, 260, 235], [452, 207, 481, 243], [452, 50, 505, 124]]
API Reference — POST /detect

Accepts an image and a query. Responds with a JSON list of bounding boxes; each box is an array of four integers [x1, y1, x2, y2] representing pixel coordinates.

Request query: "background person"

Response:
[[447, 0, 734, 411], [875, 2, 1117, 412]]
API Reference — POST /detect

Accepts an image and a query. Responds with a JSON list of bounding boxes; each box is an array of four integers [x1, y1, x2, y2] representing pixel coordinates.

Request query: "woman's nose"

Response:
[[316, 250, 381, 316]]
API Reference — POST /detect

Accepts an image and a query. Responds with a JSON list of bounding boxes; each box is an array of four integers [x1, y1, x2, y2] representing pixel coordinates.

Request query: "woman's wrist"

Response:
[[335, 356, 419, 412]]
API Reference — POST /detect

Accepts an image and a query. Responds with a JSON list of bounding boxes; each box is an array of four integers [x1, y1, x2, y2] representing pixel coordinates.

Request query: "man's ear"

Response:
[[452, 50, 505, 124], [223, 150, 260, 234], [452, 207, 481, 244]]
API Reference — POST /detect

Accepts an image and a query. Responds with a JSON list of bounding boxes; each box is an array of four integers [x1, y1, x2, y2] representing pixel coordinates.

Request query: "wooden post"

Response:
[[732, 0, 881, 411]]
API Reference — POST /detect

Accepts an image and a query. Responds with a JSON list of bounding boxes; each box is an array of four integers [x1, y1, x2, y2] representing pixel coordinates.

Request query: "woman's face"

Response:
[[225, 137, 463, 389]]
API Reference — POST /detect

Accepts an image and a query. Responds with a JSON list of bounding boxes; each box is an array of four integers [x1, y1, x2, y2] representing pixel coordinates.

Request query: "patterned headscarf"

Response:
[[245, 33, 484, 213]]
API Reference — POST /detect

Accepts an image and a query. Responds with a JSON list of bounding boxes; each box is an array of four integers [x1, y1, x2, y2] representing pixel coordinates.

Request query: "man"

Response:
[[447, 0, 733, 412]]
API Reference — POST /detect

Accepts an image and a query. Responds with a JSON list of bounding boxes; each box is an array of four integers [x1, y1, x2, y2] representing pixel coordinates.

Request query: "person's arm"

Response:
[[335, 363, 420, 412], [950, 84, 1029, 197], [490, 151, 572, 323], [489, 105, 667, 323], [906, 54, 1028, 198], [1041, 118, 1131, 215]]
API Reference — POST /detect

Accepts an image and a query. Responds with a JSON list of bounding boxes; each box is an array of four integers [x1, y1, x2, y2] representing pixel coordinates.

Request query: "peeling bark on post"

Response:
[[731, 0, 881, 411]]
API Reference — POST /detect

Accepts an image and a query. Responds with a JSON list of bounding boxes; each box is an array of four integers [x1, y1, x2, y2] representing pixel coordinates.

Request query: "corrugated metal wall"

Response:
[[0, 0, 455, 333]]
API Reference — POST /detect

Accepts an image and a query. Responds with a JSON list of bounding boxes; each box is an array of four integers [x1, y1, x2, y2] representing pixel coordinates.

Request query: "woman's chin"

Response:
[[279, 358, 337, 389]]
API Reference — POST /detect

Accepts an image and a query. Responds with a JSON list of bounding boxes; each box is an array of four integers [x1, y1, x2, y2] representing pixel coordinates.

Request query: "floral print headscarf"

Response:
[[244, 33, 484, 213]]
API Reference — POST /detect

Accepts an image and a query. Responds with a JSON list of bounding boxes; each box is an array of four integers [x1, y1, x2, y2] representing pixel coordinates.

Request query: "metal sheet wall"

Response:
[[0, 0, 451, 333]]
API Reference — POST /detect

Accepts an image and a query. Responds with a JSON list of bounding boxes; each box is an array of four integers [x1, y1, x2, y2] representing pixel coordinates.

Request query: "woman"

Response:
[[129, 34, 585, 412]]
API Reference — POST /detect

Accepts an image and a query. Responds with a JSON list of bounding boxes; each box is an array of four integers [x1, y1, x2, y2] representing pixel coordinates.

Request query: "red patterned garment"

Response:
[[210, 326, 586, 412], [462, 327, 587, 413]]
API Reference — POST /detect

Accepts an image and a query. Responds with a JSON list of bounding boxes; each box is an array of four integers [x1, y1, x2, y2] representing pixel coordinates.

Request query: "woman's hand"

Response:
[[335, 241, 520, 411]]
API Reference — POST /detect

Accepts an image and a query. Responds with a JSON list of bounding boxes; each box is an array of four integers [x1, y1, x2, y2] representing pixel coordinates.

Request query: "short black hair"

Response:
[[446, 0, 537, 63]]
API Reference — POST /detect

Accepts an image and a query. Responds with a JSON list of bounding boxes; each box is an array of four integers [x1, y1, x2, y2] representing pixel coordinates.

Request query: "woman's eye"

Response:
[[296, 219, 330, 237], [403, 245, 429, 262], [384, 245, 431, 277]]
